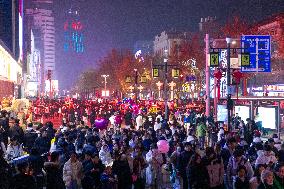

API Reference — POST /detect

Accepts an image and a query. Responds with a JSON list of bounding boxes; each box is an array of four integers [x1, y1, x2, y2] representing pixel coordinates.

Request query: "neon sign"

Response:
[[63, 20, 84, 53]]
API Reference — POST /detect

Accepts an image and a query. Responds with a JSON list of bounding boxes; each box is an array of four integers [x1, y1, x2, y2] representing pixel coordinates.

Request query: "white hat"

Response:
[[187, 135, 195, 142]]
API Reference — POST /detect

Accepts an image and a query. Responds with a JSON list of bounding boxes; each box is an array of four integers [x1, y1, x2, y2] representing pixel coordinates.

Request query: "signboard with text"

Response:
[[241, 35, 271, 72]]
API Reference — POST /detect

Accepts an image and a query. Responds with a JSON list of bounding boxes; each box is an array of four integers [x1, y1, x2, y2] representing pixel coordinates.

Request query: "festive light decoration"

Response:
[[63, 20, 84, 53], [232, 70, 243, 99], [214, 69, 223, 100]]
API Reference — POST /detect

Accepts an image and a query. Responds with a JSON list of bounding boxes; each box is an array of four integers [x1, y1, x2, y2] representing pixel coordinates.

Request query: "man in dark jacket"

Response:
[[44, 151, 66, 189], [9, 119, 24, 144], [24, 123, 38, 153], [177, 142, 194, 189], [34, 130, 51, 155], [11, 162, 36, 189]]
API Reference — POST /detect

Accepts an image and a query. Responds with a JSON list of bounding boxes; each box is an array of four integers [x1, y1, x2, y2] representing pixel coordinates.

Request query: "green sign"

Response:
[[210, 52, 219, 67], [241, 53, 250, 67]]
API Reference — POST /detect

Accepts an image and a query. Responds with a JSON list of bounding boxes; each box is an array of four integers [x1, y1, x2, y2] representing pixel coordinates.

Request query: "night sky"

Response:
[[54, 0, 284, 90]]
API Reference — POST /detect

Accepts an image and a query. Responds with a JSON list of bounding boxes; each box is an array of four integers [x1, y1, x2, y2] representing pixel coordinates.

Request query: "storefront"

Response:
[[0, 40, 22, 100]]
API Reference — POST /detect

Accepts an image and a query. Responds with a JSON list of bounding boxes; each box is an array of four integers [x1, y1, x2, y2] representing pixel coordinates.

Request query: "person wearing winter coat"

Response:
[[226, 149, 254, 189], [255, 144, 277, 168], [249, 164, 266, 189], [273, 163, 284, 189], [202, 147, 225, 189], [6, 136, 24, 160], [23, 123, 38, 153], [63, 152, 84, 189], [234, 165, 250, 189], [9, 119, 24, 144], [11, 162, 37, 189], [257, 170, 274, 189], [101, 166, 117, 189], [112, 154, 132, 189], [99, 144, 113, 166], [44, 151, 66, 189], [34, 130, 51, 155], [188, 153, 209, 189]]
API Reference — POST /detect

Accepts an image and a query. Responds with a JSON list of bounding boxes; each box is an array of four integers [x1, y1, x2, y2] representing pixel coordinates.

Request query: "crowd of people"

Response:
[[0, 98, 283, 189]]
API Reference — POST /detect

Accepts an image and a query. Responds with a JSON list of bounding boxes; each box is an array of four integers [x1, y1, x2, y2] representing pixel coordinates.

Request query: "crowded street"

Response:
[[0, 0, 284, 189]]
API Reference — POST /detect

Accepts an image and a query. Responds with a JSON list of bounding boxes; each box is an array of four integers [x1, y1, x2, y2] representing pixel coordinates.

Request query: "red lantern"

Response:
[[232, 70, 243, 99], [214, 69, 223, 100]]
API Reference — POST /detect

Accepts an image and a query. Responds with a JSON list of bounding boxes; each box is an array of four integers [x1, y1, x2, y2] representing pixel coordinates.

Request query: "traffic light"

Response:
[[47, 70, 52, 80]]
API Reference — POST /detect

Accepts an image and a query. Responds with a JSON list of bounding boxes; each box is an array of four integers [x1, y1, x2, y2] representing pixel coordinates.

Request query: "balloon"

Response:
[[94, 118, 108, 130], [157, 140, 169, 153]]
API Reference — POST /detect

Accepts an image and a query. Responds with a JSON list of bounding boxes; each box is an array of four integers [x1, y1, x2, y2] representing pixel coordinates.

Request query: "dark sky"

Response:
[[54, 0, 284, 90]]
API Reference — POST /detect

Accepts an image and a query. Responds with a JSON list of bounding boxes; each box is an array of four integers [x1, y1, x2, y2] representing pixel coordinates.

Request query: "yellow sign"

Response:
[[172, 68, 180, 78], [152, 68, 159, 77], [125, 76, 132, 83], [182, 83, 191, 92], [140, 75, 147, 83], [210, 52, 219, 67], [241, 53, 250, 67]]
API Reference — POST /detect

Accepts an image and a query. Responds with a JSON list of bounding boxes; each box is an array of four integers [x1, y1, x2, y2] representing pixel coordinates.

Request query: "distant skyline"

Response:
[[54, 0, 284, 89]]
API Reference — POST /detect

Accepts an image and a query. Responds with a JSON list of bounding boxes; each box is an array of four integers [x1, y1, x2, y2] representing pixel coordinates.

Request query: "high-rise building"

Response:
[[26, 0, 55, 75]]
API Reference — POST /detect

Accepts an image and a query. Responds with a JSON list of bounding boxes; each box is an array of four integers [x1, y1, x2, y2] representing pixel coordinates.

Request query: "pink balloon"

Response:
[[95, 118, 108, 130], [157, 140, 169, 153]]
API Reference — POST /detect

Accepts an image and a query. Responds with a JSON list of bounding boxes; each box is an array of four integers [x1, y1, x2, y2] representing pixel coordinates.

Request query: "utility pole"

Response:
[[134, 69, 138, 103], [226, 37, 232, 129], [152, 49, 178, 120], [205, 34, 210, 117]]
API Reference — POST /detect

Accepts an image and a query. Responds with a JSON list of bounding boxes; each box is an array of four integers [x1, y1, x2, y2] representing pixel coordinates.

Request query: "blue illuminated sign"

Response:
[[241, 35, 271, 72]]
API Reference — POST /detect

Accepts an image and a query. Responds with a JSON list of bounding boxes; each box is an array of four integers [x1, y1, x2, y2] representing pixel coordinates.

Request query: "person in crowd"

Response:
[[99, 143, 113, 166], [249, 164, 266, 189], [202, 146, 225, 189], [278, 143, 284, 163], [0, 146, 12, 188], [10, 162, 36, 189], [273, 163, 284, 189], [9, 118, 24, 144], [196, 117, 207, 150], [255, 144, 277, 168], [34, 129, 51, 155], [44, 151, 66, 189], [188, 153, 209, 189], [112, 153, 132, 189], [257, 169, 274, 189], [23, 123, 38, 153], [63, 151, 83, 189], [91, 153, 105, 189], [101, 166, 117, 189], [226, 149, 254, 189], [234, 165, 250, 189], [177, 142, 194, 189], [6, 136, 24, 160]]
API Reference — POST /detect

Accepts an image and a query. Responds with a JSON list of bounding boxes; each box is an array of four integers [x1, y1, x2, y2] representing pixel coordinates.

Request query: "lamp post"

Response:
[[101, 74, 109, 97], [134, 69, 138, 103], [226, 37, 232, 129]]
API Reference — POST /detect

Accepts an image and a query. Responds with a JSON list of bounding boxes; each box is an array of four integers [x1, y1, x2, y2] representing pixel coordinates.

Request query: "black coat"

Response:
[[9, 124, 25, 143], [234, 177, 249, 189], [112, 160, 132, 189], [11, 173, 37, 189], [34, 136, 51, 155], [24, 129, 37, 152], [188, 163, 209, 189], [44, 162, 66, 189]]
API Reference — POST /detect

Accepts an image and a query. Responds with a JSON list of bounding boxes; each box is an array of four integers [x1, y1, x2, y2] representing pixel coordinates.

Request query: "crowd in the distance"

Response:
[[0, 98, 283, 189]]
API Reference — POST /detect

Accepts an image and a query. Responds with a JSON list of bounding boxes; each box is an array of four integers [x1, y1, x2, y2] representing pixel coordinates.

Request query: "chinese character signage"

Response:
[[241, 35, 271, 72], [152, 68, 159, 77], [63, 20, 84, 53], [210, 52, 219, 67], [172, 68, 180, 78]]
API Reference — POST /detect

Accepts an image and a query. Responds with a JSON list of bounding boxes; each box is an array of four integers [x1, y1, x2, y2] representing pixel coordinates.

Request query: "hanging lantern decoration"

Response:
[[172, 68, 180, 78], [125, 76, 132, 83], [140, 75, 147, 83], [232, 70, 243, 99], [214, 69, 223, 100]]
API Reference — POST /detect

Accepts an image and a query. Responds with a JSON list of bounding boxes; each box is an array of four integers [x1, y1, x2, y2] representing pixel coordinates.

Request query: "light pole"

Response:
[[134, 69, 138, 103], [226, 37, 232, 130], [101, 74, 109, 97]]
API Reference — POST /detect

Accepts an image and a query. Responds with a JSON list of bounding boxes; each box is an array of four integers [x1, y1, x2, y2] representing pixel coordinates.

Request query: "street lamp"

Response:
[[156, 81, 163, 99], [101, 74, 109, 97]]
